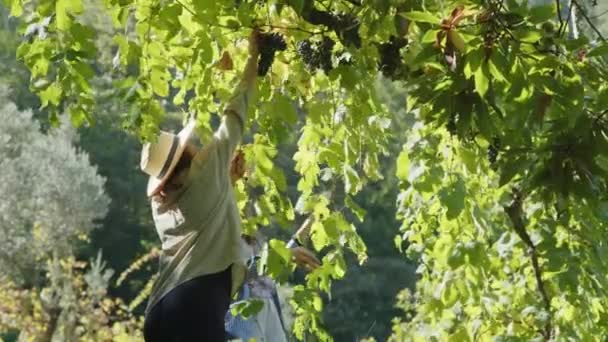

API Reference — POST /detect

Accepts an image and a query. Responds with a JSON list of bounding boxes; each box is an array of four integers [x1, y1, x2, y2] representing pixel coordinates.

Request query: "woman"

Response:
[[140, 30, 260, 342]]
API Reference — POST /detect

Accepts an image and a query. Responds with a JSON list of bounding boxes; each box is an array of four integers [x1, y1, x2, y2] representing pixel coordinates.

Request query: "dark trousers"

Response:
[[143, 266, 232, 342]]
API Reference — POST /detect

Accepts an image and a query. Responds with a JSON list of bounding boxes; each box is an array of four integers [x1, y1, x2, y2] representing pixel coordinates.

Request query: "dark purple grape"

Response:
[[257, 32, 287, 76], [302, 8, 361, 48], [487, 137, 501, 164], [296, 37, 336, 74], [297, 40, 317, 70], [378, 36, 408, 79], [318, 37, 335, 72], [447, 115, 457, 136]]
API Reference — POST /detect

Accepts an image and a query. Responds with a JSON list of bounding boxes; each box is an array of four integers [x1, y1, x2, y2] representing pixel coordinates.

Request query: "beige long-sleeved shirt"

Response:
[[145, 83, 251, 316]]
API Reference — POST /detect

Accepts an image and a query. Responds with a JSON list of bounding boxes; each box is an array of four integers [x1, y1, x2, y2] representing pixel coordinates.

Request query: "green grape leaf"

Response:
[[230, 299, 265, 318], [528, 4, 556, 24], [588, 43, 608, 58], [272, 93, 298, 125], [474, 63, 489, 97], [439, 177, 466, 220], [345, 196, 366, 222], [400, 11, 440, 24], [10, 0, 23, 16], [40, 82, 62, 108], [396, 148, 410, 180]]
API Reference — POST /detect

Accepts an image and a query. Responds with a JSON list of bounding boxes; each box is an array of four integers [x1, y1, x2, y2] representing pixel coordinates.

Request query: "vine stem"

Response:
[[259, 23, 328, 36], [590, 8, 608, 20], [555, 0, 563, 32], [504, 190, 553, 341], [175, 0, 328, 36], [558, 0, 574, 37]]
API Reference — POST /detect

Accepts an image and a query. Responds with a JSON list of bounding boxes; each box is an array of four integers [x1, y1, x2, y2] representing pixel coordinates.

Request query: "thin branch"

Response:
[[175, 0, 195, 16], [572, 0, 606, 41], [343, 0, 361, 6], [556, 0, 563, 29], [590, 8, 608, 19], [259, 23, 328, 35], [558, 1, 573, 37], [504, 190, 553, 341]]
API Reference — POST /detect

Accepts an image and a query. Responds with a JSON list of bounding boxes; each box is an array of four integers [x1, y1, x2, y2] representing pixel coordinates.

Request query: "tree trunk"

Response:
[[40, 307, 61, 342], [567, 1, 579, 39]]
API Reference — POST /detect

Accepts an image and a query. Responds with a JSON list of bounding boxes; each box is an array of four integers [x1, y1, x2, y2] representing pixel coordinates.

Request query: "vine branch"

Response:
[[590, 8, 608, 20], [175, 0, 329, 35], [572, 0, 606, 41], [555, 0, 563, 31], [504, 190, 553, 341], [556, 0, 574, 37]]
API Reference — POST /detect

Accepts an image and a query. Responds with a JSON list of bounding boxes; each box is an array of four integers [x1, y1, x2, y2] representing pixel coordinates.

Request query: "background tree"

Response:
[[0, 86, 109, 287], [0, 253, 144, 342]]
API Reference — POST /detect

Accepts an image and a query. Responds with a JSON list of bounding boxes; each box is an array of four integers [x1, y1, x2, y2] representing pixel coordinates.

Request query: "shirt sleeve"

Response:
[[214, 82, 252, 167]]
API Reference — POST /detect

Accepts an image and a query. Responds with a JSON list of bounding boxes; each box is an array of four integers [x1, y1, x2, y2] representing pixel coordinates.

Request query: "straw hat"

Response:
[[140, 120, 196, 197]]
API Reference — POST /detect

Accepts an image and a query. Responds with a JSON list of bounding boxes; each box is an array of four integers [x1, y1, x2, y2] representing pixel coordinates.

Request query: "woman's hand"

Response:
[[230, 149, 246, 185], [239, 28, 260, 90], [248, 27, 261, 58], [291, 246, 321, 271]]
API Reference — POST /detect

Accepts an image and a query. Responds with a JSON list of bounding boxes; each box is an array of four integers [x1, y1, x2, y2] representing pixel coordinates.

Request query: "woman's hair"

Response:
[[152, 151, 193, 205], [242, 234, 257, 246]]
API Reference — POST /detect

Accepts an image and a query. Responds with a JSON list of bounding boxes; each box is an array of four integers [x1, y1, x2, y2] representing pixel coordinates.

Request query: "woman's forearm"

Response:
[[240, 55, 258, 90]]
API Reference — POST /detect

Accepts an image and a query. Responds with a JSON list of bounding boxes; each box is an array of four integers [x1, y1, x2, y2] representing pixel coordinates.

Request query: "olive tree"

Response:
[[0, 87, 110, 286]]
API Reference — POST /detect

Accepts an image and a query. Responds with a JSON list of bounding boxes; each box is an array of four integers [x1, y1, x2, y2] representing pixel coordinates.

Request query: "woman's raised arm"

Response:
[[215, 29, 260, 165]]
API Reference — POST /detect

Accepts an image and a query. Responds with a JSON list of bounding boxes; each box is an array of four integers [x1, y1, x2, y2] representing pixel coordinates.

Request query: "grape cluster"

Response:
[[378, 36, 408, 79], [305, 9, 361, 48], [447, 114, 457, 136], [487, 137, 501, 164], [296, 37, 335, 73], [257, 32, 287, 76], [334, 13, 361, 48]]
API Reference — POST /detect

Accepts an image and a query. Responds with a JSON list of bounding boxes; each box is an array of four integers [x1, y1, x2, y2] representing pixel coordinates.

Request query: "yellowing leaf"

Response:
[[217, 50, 233, 71]]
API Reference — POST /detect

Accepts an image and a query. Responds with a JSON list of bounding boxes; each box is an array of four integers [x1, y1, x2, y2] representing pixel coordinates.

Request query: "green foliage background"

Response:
[[2, 0, 608, 341]]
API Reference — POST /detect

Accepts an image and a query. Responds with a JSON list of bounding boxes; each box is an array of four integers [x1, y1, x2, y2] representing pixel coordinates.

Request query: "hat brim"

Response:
[[146, 121, 196, 197]]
